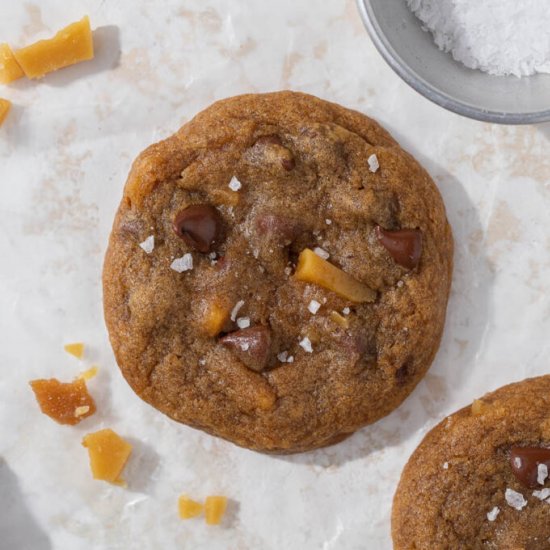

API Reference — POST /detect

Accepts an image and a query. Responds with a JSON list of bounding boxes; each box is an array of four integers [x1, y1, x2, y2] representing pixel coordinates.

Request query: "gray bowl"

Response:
[[357, 0, 550, 124]]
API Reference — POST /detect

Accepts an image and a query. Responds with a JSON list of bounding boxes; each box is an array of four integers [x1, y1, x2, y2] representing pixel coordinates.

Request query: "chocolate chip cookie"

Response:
[[103, 91, 453, 453], [393, 376, 550, 549]]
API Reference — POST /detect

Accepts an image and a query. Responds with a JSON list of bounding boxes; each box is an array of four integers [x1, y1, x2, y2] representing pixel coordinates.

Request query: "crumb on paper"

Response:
[[299, 336, 313, 353], [139, 235, 154, 254], [368, 153, 379, 173], [64, 342, 84, 359], [308, 300, 321, 314], [82, 428, 132, 486], [30, 377, 96, 425], [170, 253, 193, 273], [486, 506, 500, 522], [228, 176, 242, 191], [505, 488, 527, 510]]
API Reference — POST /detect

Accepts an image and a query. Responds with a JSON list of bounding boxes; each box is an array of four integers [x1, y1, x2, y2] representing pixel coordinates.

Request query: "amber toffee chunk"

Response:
[[103, 91, 453, 453], [393, 376, 550, 549], [30, 378, 96, 425]]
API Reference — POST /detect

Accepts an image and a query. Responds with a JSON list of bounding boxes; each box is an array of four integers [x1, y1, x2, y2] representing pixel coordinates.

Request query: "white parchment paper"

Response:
[[1, 1, 550, 548]]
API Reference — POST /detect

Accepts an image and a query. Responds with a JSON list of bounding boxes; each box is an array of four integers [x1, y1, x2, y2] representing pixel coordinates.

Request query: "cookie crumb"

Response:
[[342, 307, 350, 315], [486, 506, 500, 522], [368, 153, 380, 173], [170, 253, 193, 273], [230, 300, 245, 322], [237, 317, 250, 329], [538, 463, 548, 485], [299, 336, 313, 353], [313, 247, 329, 260], [533, 488, 550, 500], [228, 176, 242, 191], [442, 462, 449, 470], [505, 488, 527, 510], [308, 300, 321, 314], [139, 235, 154, 254]]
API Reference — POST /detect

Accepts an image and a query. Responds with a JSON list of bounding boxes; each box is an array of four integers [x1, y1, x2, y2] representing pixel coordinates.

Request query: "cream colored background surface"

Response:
[[1, 1, 549, 548]]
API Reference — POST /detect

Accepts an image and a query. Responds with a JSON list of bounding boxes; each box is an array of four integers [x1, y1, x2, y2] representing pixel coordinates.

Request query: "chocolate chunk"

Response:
[[510, 446, 550, 488], [375, 225, 422, 269], [220, 326, 272, 372], [173, 205, 222, 253]]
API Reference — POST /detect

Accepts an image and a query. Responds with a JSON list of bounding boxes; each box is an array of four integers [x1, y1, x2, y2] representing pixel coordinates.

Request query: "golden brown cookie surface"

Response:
[[393, 376, 550, 549], [103, 91, 453, 453]]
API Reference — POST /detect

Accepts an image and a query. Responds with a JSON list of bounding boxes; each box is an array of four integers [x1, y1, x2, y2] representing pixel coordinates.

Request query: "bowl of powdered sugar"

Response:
[[357, 0, 550, 123]]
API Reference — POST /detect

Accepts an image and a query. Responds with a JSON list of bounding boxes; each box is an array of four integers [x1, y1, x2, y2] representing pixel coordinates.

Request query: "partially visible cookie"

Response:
[[103, 91, 453, 453], [393, 376, 550, 549]]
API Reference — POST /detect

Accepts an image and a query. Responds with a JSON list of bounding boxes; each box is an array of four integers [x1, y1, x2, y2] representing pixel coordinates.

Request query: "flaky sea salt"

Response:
[[514, 457, 522, 469], [486, 507, 500, 522], [231, 300, 245, 322], [533, 488, 550, 500], [442, 462, 449, 470], [342, 307, 350, 315], [237, 317, 250, 329], [308, 300, 321, 314], [170, 253, 193, 273], [228, 176, 242, 191], [278, 351, 289, 362], [299, 337, 313, 353], [407, 0, 550, 77], [314, 247, 329, 260], [368, 154, 379, 173], [325, 219, 332, 225], [538, 463, 548, 485], [505, 488, 527, 510], [139, 235, 155, 254], [240, 342, 250, 351]]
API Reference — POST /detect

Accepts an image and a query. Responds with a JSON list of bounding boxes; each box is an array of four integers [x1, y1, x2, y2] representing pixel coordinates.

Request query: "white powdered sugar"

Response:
[[505, 488, 527, 511], [170, 253, 193, 272], [139, 235, 155, 254], [367, 154, 379, 173], [228, 176, 242, 191], [407, 0, 550, 77], [299, 336, 313, 353], [486, 506, 499, 522], [308, 300, 321, 314], [538, 463, 549, 485]]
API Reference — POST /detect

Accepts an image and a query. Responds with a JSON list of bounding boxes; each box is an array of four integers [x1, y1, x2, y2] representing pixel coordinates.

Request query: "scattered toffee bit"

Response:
[[308, 300, 321, 314], [170, 253, 193, 273], [82, 428, 132, 486], [510, 446, 550, 488], [221, 326, 271, 372], [64, 342, 84, 359], [375, 225, 423, 269], [173, 204, 222, 253], [30, 378, 96, 425], [178, 495, 203, 519], [504, 488, 527, 510], [139, 235, 154, 254], [205, 496, 228, 525], [486, 506, 500, 522], [228, 176, 242, 192], [299, 336, 313, 353], [368, 153, 380, 173]]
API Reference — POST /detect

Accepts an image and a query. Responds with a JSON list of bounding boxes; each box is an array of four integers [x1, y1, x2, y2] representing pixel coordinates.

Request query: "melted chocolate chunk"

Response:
[[220, 326, 272, 372], [375, 225, 423, 269], [173, 205, 222, 253], [510, 446, 550, 488]]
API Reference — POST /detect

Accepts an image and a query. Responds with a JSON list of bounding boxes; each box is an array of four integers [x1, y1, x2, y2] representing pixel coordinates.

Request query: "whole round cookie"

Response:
[[103, 91, 453, 453], [393, 376, 550, 549]]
